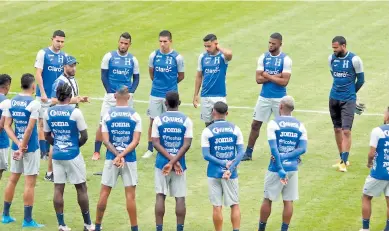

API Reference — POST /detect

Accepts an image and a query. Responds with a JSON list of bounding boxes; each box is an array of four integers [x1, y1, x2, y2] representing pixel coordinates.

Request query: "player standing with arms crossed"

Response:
[[152, 91, 193, 231], [258, 96, 307, 231], [92, 32, 140, 161], [95, 87, 142, 231], [329, 36, 365, 172], [242, 33, 292, 161], [0, 74, 12, 180], [201, 101, 245, 231], [193, 34, 232, 127], [1, 74, 43, 228], [143, 30, 185, 159]]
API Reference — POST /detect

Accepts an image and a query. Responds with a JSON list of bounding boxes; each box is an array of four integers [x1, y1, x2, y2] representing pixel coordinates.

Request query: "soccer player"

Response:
[[152, 91, 193, 231], [92, 32, 140, 162], [359, 107, 389, 231], [1, 74, 43, 228], [329, 36, 365, 172], [95, 87, 142, 231], [43, 83, 93, 231], [51, 56, 89, 107], [35, 30, 66, 182], [193, 34, 232, 127], [258, 96, 307, 231], [201, 101, 245, 231], [0, 74, 12, 180], [143, 30, 185, 159], [242, 32, 292, 161]]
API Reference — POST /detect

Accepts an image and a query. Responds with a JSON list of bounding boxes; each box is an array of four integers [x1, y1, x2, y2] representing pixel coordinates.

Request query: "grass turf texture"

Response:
[[0, 1, 389, 230]]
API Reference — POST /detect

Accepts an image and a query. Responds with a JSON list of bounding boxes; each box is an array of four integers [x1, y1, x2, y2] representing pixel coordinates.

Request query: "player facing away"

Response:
[[0, 74, 12, 180], [193, 34, 232, 127], [329, 36, 365, 172], [359, 108, 389, 231], [93, 32, 140, 161], [1, 74, 44, 228], [152, 91, 193, 231], [201, 101, 245, 231], [35, 30, 66, 182], [258, 96, 307, 231], [143, 30, 185, 159], [43, 83, 93, 231], [95, 87, 142, 231], [242, 32, 292, 161]]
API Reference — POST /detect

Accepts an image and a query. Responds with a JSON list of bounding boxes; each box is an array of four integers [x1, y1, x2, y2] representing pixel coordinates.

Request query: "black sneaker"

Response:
[[241, 154, 252, 161], [44, 172, 54, 182]]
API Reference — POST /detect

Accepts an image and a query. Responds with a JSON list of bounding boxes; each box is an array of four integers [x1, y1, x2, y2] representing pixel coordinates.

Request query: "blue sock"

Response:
[[362, 218, 369, 229], [131, 225, 139, 231], [3, 201, 11, 216], [82, 211, 91, 225], [281, 222, 289, 231], [156, 224, 163, 231], [94, 141, 102, 153], [177, 224, 184, 231], [24, 205, 33, 222], [39, 140, 47, 153], [385, 219, 389, 231], [246, 147, 253, 157], [148, 141, 153, 152], [259, 221, 267, 231], [341, 152, 349, 163], [95, 223, 101, 231], [56, 213, 65, 226], [233, 229, 239, 231]]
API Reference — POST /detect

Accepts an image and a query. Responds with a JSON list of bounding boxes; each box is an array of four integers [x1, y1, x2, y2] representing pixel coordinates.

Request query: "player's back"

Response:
[[370, 124, 389, 181], [47, 105, 80, 160], [0, 95, 10, 149], [52, 75, 78, 108], [154, 111, 190, 170], [107, 51, 136, 93], [260, 52, 288, 98], [9, 94, 39, 152], [199, 52, 228, 97]]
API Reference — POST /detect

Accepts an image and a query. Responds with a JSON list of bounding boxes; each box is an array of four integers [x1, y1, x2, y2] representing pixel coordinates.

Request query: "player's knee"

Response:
[[334, 127, 342, 134], [342, 129, 351, 137], [251, 121, 262, 131], [155, 205, 165, 216]]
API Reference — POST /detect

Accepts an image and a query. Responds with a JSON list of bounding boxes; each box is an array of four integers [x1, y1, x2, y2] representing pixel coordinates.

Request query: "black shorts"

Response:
[[329, 98, 356, 130]]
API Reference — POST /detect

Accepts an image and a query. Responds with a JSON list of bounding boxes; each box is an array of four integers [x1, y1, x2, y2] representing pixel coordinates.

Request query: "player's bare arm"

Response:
[[20, 117, 37, 152], [216, 44, 232, 61], [149, 67, 154, 81], [177, 72, 184, 83], [0, 115, 5, 133], [163, 137, 192, 175], [264, 72, 291, 87], [256, 70, 269, 84], [152, 137, 174, 161], [367, 146, 375, 168], [78, 129, 88, 147], [4, 117, 18, 146], [102, 132, 121, 156], [35, 68, 47, 102], [117, 131, 140, 158], [193, 71, 203, 108], [44, 131, 54, 146]]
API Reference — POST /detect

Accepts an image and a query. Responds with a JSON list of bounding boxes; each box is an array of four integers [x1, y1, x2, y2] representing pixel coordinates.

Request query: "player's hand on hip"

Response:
[[162, 163, 173, 176], [173, 162, 183, 175], [193, 96, 199, 108]]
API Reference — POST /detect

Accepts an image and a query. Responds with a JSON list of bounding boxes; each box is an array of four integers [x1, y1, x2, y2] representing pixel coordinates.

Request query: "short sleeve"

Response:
[[352, 56, 364, 73], [34, 49, 45, 69], [43, 110, 51, 132], [101, 52, 112, 70], [282, 56, 292, 73], [148, 51, 156, 68], [101, 113, 110, 133], [51, 79, 64, 100], [197, 53, 204, 72], [299, 123, 308, 141], [234, 126, 244, 145], [133, 56, 140, 75], [328, 54, 333, 71], [267, 120, 279, 140], [201, 128, 212, 148], [133, 112, 142, 132], [370, 127, 383, 148], [176, 54, 185, 72], [1, 99, 11, 117], [256, 53, 265, 71], [184, 118, 193, 138], [71, 109, 87, 131], [27, 101, 41, 119], [151, 116, 161, 138]]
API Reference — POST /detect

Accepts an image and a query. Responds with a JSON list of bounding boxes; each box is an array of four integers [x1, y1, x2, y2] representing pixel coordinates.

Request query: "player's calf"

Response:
[[212, 206, 223, 231], [175, 197, 186, 231]]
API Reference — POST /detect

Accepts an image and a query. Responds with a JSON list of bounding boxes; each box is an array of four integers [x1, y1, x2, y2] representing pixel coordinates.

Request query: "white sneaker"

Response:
[[84, 223, 95, 231], [142, 150, 153, 159], [359, 229, 369, 231], [59, 225, 71, 231]]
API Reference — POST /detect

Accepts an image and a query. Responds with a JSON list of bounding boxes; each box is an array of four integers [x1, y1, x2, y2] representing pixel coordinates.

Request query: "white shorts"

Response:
[[100, 93, 134, 123], [253, 96, 281, 122], [36, 97, 51, 119], [363, 175, 389, 197], [201, 97, 227, 123], [10, 149, 40, 175], [0, 148, 9, 170], [101, 160, 138, 187], [155, 168, 186, 197], [147, 96, 166, 119], [264, 171, 298, 201], [53, 154, 86, 184], [208, 177, 239, 207]]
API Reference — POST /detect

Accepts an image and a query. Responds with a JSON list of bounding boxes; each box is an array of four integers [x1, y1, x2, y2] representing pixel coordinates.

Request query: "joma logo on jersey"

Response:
[[12, 111, 26, 117], [112, 122, 131, 128], [110, 111, 132, 118], [51, 122, 69, 127], [163, 127, 182, 133], [48, 65, 63, 72], [279, 121, 299, 128], [215, 137, 233, 144], [11, 100, 27, 107], [50, 110, 70, 117], [384, 131, 389, 137], [113, 69, 130, 75], [212, 127, 233, 134], [162, 116, 183, 123], [333, 71, 348, 78], [385, 141, 389, 147], [155, 66, 172, 73], [280, 132, 298, 138], [205, 68, 220, 74]]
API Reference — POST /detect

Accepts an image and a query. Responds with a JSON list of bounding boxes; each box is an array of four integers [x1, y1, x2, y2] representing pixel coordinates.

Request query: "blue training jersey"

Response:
[[201, 120, 244, 179], [258, 52, 292, 99], [4, 94, 40, 152], [101, 51, 140, 94], [197, 52, 229, 97], [369, 125, 389, 180], [34, 47, 66, 98], [101, 106, 142, 162], [329, 52, 364, 101], [267, 116, 307, 172], [152, 111, 193, 171], [149, 50, 184, 98], [0, 94, 10, 149], [44, 105, 87, 160]]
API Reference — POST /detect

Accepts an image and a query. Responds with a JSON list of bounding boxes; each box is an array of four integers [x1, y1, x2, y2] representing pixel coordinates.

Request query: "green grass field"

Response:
[[1, 1, 389, 230]]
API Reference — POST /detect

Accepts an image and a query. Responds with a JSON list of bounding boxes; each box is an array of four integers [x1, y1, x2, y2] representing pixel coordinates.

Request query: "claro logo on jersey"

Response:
[[155, 66, 172, 73], [265, 69, 280, 75], [212, 127, 233, 134], [162, 116, 183, 123], [204, 67, 220, 74], [113, 68, 130, 75], [48, 65, 63, 72], [11, 100, 27, 107], [215, 137, 233, 144], [279, 121, 299, 129], [50, 110, 70, 117], [333, 71, 348, 78]]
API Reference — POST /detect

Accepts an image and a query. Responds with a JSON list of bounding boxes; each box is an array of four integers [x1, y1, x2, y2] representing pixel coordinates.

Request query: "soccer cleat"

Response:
[[92, 152, 100, 161], [1, 215, 16, 224], [359, 229, 369, 231], [142, 150, 153, 159], [332, 160, 350, 168], [44, 172, 54, 182], [84, 223, 97, 231], [338, 162, 347, 172], [59, 225, 72, 231], [22, 219, 44, 228], [241, 154, 252, 161]]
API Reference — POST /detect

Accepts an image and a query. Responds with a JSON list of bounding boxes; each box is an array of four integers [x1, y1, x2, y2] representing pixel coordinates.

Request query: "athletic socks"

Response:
[[56, 213, 65, 226], [233, 229, 239, 231], [131, 225, 139, 231], [148, 141, 154, 152], [3, 201, 11, 216], [82, 211, 91, 225], [156, 224, 163, 231], [177, 224, 184, 231], [94, 141, 102, 153], [246, 146, 254, 157], [281, 222, 289, 231], [258, 221, 267, 231], [24, 205, 33, 222], [362, 218, 370, 229], [95, 223, 102, 231], [341, 152, 349, 163], [39, 140, 47, 154]]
